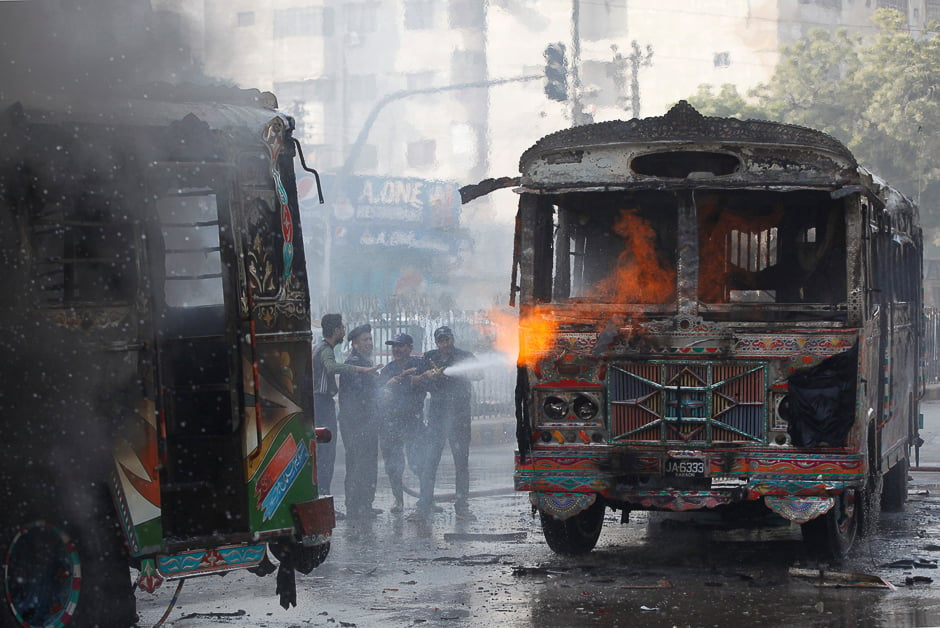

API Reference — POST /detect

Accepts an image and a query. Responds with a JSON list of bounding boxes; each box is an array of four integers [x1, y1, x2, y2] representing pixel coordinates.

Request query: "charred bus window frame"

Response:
[[29, 204, 139, 309], [538, 191, 679, 309], [695, 189, 849, 319]]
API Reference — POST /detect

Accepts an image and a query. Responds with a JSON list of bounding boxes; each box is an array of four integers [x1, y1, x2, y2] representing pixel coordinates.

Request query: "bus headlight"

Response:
[[543, 396, 568, 420], [572, 394, 599, 420]]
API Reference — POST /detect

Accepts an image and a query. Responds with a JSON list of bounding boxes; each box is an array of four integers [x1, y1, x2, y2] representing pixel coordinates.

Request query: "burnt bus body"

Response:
[[0, 88, 333, 627], [511, 102, 922, 559]]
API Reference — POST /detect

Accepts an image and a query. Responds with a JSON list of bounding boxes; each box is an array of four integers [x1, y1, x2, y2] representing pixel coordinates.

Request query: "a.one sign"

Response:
[[297, 173, 460, 229]]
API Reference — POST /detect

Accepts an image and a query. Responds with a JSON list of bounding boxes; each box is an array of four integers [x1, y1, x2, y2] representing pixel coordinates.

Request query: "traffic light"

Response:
[[543, 42, 568, 102]]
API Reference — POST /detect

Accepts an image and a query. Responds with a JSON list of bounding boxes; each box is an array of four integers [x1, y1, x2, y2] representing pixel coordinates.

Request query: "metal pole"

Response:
[[570, 0, 586, 126]]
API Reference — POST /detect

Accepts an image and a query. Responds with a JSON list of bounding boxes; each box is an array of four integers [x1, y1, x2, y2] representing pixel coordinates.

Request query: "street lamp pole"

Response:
[[339, 74, 541, 179], [312, 74, 541, 305]]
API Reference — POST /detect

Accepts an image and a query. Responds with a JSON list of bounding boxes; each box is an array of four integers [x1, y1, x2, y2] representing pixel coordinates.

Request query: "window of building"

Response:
[[237, 11, 255, 27], [346, 74, 377, 101], [878, 0, 909, 13], [451, 123, 478, 163], [273, 7, 335, 38], [344, 2, 379, 34], [404, 0, 434, 29], [927, 0, 940, 21], [407, 139, 436, 167], [713, 51, 731, 68], [581, 0, 627, 41], [449, 0, 484, 29]]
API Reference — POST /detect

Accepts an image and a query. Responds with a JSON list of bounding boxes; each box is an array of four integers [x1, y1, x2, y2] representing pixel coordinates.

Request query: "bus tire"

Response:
[[0, 496, 136, 628], [800, 488, 860, 562], [881, 457, 908, 512], [539, 498, 605, 555]]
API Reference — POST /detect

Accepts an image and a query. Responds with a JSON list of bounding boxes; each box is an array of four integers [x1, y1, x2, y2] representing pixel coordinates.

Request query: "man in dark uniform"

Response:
[[412, 326, 482, 520], [378, 333, 428, 514], [312, 313, 378, 519], [338, 323, 382, 520]]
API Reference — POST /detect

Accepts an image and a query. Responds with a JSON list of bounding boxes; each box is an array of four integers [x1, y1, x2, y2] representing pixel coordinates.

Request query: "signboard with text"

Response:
[[297, 173, 461, 230]]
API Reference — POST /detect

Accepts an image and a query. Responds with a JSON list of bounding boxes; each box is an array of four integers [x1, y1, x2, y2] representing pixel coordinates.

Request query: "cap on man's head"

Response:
[[433, 325, 454, 340], [386, 333, 414, 346], [348, 323, 372, 342]]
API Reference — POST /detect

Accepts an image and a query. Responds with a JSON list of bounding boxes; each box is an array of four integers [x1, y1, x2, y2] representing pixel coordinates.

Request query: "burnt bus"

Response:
[[506, 102, 922, 560], [0, 87, 333, 627]]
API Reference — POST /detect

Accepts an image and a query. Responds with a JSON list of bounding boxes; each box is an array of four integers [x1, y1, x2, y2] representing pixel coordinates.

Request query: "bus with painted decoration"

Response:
[[500, 101, 922, 559], [0, 86, 333, 627]]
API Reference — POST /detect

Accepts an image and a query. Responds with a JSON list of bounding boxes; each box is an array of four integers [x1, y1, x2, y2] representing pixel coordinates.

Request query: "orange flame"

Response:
[[488, 307, 559, 366], [591, 208, 675, 304]]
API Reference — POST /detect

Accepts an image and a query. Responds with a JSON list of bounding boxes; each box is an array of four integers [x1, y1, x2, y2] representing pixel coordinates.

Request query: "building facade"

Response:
[[155, 0, 933, 306]]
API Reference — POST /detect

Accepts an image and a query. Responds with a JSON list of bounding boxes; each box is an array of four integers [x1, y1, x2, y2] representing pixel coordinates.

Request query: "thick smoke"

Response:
[[0, 0, 205, 104], [0, 0, 212, 521]]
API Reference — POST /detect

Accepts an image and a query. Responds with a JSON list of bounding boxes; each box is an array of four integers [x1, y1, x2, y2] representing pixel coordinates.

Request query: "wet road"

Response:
[[135, 403, 940, 627]]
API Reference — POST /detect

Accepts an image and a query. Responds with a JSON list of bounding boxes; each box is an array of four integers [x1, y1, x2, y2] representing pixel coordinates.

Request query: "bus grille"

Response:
[[608, 361, 767, 443]]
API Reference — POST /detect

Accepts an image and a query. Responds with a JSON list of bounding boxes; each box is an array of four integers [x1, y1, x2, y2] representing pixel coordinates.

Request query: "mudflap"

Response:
[[276, 551, 297, 609], [530, 492, 596, 521], [269, 496, 335, 610], [764, 496, 835, 523], [291, 496, 335, 544]]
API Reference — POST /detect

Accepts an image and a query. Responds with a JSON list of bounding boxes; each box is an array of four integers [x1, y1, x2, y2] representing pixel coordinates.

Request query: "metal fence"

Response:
[[322, 305, 940, 410], [318, 306, 516, 420]]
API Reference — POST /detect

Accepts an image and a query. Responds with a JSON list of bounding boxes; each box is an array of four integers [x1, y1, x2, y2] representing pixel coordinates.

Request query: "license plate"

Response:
[[663, 457, 706, 478]]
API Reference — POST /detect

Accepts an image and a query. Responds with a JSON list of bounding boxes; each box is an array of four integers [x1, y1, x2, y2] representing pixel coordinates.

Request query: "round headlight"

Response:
[[572, 394, 599, 420], [543, 395, 568, 420]]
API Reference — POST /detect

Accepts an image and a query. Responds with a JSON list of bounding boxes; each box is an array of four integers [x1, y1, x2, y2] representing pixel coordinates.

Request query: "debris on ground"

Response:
[[618, 579, 672, 589], [905, 575, 934, 585], [511, 565, 567, 577], [879, 558, 938, 569], [789, 567, 896, 590], [443, 532, 527, 542]]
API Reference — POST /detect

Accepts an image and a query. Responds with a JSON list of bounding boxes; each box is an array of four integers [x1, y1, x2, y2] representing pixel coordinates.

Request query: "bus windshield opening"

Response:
[[551, 191, 678, 306], [697, 190, 846, 306]]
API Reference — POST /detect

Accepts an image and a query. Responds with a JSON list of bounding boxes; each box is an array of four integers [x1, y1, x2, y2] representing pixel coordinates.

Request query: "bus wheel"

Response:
[[539, 499, 605, 555], [882, 457, 909, 512], [0, 507, 136, 628], [800, 488, 860, 561]]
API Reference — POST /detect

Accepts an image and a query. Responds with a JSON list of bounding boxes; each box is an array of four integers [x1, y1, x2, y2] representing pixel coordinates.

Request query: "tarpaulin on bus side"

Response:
[[781, 344, 858, 448]]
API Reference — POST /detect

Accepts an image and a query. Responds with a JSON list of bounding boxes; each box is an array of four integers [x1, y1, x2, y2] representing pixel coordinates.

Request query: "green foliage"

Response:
[[689, 9, 940, 249], [686, 84, 768, 120]]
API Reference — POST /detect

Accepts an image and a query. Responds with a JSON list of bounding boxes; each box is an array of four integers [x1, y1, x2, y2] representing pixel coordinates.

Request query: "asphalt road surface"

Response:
[[135, 404, 940, 628]]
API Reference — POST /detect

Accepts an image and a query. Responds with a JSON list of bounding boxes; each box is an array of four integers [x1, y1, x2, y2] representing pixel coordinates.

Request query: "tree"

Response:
[[688, 9, 940, 250], [686, 83, 768, 121]]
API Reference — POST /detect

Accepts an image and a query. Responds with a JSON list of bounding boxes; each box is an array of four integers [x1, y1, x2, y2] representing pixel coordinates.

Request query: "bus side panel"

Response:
[[238, 121, 323, 535], [880, 303, 918, 468], [111, 399, 164, 556], [245, 341, 318, 533]]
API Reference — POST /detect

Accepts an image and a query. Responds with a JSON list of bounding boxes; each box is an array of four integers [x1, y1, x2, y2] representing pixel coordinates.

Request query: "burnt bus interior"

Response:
[[148, 165, 248, 542], [530, 188, 848, 321], [10, 110, 260, 543]]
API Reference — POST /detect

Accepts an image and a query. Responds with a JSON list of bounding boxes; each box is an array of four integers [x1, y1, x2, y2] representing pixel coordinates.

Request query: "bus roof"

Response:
[[0, 84, 288, 135], [518, 101, 860, 192]]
